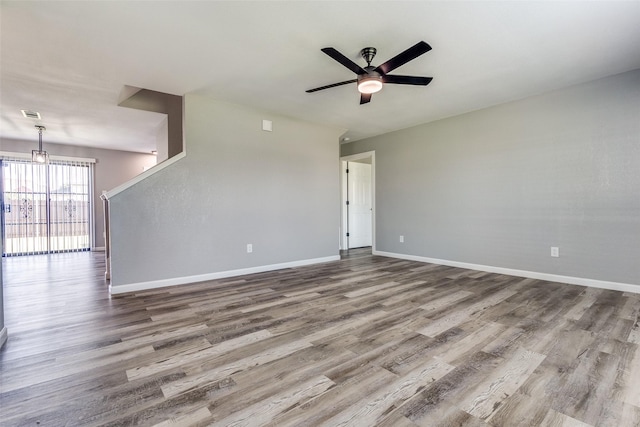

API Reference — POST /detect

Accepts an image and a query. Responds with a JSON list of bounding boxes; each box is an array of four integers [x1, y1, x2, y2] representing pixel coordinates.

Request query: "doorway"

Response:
[[1, 157, 94, 256], [341, 151, 374, 251]]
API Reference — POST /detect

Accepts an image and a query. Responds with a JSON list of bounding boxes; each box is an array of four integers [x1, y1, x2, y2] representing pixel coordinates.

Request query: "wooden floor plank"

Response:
[[152, 406, 212, 427], [126, 329, 271, 381], [267, 365, 396, 427], [461, 346, 546, 421], [321, 357, 454, 426], [208, 375, 335, 426]]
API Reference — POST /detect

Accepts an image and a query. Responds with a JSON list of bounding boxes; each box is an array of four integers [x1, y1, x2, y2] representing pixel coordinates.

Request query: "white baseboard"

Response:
[[374, 250, 640, 294], [92, 247, 106, 252], [0, 327, 7, 349], [109, 255, 341, 295]]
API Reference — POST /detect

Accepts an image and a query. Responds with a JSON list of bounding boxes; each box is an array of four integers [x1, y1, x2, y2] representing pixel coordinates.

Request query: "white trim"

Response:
[[341, 151, 376, 161], [0, 327, 7, 349], [93, 246, 106, 252], [340, 151, 376, 252], [103, 151, 186, 200], [89, 163, 96, 250], [374, 250, 640, 294], [0, 151, 96, 163], [109, 255, 340, 295]]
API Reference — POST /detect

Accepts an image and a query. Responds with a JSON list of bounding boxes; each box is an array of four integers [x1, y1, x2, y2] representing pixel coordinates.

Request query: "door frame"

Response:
[[340, 151, 375, 251]]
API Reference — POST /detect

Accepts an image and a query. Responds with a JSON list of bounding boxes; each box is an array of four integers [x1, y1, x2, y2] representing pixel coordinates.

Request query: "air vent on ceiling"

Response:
[[21, 110, 41, 119]]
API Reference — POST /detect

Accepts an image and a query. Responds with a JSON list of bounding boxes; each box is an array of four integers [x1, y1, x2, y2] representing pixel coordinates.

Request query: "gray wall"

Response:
[[342, 69, 640, 286], [108, 94, 342, 288], [0, 138, 156, 248]]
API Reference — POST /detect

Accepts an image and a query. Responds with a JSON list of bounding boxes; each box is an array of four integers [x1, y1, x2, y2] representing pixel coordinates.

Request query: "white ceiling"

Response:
[[2, 1, 639, 154]]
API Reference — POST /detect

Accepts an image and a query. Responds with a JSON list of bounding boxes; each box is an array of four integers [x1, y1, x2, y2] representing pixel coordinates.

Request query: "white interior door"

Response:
[[347, 161, 372, 248]]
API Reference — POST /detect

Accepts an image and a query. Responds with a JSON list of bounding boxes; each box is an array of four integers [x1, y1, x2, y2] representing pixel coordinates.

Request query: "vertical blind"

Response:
[[1, 154, 94, 256]]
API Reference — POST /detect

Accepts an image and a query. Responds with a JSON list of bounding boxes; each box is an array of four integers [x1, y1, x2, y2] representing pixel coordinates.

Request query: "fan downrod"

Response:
[[360, 47, 376, 66]]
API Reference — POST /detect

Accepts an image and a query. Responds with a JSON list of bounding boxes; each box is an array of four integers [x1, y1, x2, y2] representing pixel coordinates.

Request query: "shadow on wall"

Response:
[[119, 86, 184, 162]]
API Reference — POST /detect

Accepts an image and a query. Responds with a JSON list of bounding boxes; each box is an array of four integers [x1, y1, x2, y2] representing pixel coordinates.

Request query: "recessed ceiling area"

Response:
[[1, 1, 639, 153]]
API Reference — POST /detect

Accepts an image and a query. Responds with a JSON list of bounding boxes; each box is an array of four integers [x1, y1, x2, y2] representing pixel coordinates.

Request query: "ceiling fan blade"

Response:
[[382, 75, 433, 86], [306, 79, 357, 93], [321, 47, 367, 75], [360, 93, 372, 104], [374, 41, 432, 75]]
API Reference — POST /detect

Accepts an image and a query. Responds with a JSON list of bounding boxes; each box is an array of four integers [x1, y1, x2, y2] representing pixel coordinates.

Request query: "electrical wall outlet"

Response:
[[551, 246, 559, 257], [247, 244, 253, 253], [399, 235, 404, 243]]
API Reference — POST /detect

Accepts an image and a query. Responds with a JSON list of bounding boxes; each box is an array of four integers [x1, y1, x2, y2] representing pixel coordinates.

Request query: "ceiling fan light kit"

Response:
[[357, 75, 383, 94], [307, 41, 433, 104]]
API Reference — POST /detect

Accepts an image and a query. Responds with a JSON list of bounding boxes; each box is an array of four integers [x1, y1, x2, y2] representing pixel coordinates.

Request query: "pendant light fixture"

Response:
[[32, 125, 48, 163]]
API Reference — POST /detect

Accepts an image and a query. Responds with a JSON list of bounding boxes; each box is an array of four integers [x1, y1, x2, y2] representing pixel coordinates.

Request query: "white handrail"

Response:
[[102, 151, 186, 200]]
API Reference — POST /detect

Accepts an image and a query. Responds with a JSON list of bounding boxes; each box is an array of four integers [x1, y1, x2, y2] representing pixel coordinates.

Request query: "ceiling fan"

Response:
[[306, 41, 433, 104]]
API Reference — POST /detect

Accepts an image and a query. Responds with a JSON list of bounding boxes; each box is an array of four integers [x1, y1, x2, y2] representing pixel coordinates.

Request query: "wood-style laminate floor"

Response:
[[1, 249, 639, 426]]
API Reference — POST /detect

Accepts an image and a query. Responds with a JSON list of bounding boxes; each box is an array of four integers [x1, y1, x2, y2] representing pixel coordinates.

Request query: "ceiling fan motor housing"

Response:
[[360, 47, 377, 65]]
